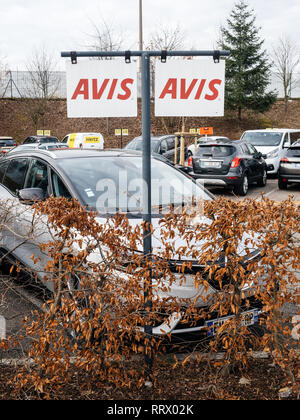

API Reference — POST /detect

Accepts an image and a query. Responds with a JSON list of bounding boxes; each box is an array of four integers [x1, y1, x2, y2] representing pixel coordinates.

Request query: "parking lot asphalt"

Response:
[[205, 177, 300, 203], [0, 176, 299, 360]]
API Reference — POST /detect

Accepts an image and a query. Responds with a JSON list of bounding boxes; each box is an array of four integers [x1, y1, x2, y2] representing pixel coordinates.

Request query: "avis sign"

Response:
[[155, 60, 225, 117], [66, 61, 137, 117]]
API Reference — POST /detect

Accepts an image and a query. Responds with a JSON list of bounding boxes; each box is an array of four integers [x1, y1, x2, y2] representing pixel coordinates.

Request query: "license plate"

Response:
[[200, 160, 222, 168], [205, 309, 258, 337]]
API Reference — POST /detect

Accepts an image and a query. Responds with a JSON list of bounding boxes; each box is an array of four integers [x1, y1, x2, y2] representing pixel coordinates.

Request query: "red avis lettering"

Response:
[[71, 78, 134, 100], [159, 78, 222, 101]]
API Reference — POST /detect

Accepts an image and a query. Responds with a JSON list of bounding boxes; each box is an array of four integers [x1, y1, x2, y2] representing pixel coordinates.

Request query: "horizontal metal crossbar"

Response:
[[61, 50, 230, 58]]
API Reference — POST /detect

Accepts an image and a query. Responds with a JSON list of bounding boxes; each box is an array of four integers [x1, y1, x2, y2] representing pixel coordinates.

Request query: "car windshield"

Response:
[[242, 132, 282, 147], [196, 145, 235, 157], [57, 156, 212, 215], [124, 138, 160, 153]]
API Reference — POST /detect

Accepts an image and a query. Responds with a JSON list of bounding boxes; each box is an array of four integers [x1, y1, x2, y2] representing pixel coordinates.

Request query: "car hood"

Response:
[[95, 214, 260, 261], [252, 146, 279, 154]]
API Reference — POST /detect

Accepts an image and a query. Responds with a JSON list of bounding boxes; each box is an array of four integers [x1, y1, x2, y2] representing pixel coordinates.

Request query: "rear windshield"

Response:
[[39, 137, 59, 144], [0, 139, 14, 146], [196, 145, 235, 157], [286, 147, 300, 157]]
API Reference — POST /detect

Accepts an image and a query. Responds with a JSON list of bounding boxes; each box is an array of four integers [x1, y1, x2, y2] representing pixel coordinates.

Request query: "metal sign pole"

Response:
[[141, 51, 153, 381]]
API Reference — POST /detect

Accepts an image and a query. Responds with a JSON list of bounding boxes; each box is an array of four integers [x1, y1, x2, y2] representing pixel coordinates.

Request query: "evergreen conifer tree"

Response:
[[219, 0, 277, 120]]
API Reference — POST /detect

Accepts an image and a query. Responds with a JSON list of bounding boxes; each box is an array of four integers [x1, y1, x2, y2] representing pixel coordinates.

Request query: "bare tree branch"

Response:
[[271, 35, 300, 108]]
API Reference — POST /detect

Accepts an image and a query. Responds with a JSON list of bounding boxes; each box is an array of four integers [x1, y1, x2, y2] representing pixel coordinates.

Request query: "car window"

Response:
[[196, 145, 235, 157], [287, 147, 300, 157], [2, 158, 28, 195], [51, 170, 72, 199], [0, 161, 9, 183], [166, 137, 175, 150], [61, 136, 68, 144], [160, 140, 168, 153], [240, 144, 249, 154], [247, 143, 258, 155], [24, 159, 49, 198], [289, 132, 300, 144], [39, 137, 59, 144], [23, 137, 33, 144]]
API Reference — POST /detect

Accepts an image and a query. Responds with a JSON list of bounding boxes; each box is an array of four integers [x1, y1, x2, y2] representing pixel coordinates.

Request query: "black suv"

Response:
[[189, 139, 267, 196], [23, 135, 59, 145], [124, 135, 188, 163]]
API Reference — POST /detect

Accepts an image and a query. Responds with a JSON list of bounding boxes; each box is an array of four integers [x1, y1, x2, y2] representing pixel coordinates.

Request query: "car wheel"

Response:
[[234, 173, 249, 196], [257, 169, 267, 187], [278, 178, 288, 190]]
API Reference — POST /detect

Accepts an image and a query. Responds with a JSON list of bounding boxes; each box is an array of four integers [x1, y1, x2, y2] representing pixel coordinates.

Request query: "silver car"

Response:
[[0, 148, 264, 338], [278, 142, 300, 189]]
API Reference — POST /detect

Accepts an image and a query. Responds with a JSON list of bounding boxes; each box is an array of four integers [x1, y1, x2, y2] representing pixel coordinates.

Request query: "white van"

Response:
[[61, 133, 104, 150], [240, 129, 300, 174]]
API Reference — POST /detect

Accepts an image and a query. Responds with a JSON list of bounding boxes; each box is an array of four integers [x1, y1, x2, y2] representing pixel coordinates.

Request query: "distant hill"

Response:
[[1, 98, 299, 147]]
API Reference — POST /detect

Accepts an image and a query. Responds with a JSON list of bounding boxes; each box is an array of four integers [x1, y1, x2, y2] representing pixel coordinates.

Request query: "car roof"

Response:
[[2, 148, 147, 160], [26, 135, 58, 138], [197, 138, 240, 146], [131, 135, 174, 141], [198, 136, 228, 139], [243, 129, 300, 133]]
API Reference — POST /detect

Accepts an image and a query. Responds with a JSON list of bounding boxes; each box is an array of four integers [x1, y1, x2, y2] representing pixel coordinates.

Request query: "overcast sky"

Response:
[[1, 0, 300, 70]]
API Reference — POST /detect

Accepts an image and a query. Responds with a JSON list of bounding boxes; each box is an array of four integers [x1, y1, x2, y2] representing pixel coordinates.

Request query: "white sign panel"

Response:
[[66, 61, 137, 117], [155, 59, 225, 117]]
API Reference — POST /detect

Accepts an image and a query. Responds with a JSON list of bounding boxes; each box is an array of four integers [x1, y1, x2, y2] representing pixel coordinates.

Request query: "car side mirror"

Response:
[[255, 152, 262, 159], [283, 142, 290, 149], [18, 188, 45, 203]]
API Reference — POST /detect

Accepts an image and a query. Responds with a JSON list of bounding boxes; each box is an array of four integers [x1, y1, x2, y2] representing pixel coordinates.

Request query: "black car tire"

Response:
[[257, 169, 267, 187], [278, 178, 288, 190], [234, 173, 249, 196]]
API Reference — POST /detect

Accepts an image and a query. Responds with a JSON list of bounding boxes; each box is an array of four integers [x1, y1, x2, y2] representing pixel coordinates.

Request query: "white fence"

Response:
[[1, 70, 300, 99]]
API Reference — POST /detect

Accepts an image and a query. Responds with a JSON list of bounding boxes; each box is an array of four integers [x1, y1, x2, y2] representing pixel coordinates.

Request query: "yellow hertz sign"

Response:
[[84, 136, 100, 143]]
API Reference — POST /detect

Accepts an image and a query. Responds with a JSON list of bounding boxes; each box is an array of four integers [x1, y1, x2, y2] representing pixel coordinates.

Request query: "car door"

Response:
[[0, 157, 30, 260], [246, 143, 265, 181], [0, 157, 52, 279], [239, 143, 258, 182]]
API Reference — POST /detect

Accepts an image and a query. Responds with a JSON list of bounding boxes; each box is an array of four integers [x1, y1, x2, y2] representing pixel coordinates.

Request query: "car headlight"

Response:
[[266, 149, 279, 159]]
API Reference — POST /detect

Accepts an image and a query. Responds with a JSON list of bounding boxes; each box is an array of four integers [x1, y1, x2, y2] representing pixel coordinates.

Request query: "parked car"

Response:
[[61, 132, 104, 150], [0, 137, 16, 148], [188, 136, 229, 157], [241, 129, 300, 175], [0, 148, 264, 338], [0, 137, 17, 156], [278, 143, 300, 189], [188, 139, 267, 196], [22, 135, 60, 145], [124, 135, 188, 163]]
